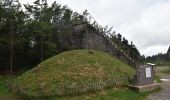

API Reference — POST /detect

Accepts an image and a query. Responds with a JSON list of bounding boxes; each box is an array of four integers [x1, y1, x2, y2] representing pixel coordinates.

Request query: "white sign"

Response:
[[146, 67, 151, 78]]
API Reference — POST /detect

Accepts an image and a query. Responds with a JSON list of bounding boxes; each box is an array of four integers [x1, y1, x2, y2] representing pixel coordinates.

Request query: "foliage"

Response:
[[0, 75, 18, 97], [155, 75, 161, 83], [0, 0, 26, 71], [145, 53, 169, 66], [12, 50, 135, 98], [0, 0, 140, 73]]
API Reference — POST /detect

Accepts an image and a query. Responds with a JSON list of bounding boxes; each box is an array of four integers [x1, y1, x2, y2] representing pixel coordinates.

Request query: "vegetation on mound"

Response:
[[0, 76, 153, 100], [0, 76, 19, 98], [12, 50, 135, 98], [46, 88, 155, 100]]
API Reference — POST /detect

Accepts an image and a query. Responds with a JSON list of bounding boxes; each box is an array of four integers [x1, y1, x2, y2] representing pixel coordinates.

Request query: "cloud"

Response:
[[121, 1, 170, 56], [19, 0, 170, 56], [141, 45, 169, 56]]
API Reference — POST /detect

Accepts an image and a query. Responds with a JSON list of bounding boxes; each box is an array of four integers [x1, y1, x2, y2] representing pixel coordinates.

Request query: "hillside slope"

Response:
[[12, 49, 135, 98]]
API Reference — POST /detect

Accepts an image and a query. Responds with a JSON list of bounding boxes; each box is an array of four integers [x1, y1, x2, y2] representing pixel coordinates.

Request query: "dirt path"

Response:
[[147, 67, 170, 100], [0, 97, 20, 100]]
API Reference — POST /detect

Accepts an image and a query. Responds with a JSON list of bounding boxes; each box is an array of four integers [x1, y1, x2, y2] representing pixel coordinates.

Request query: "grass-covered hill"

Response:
[[12, 49, 135, 98]]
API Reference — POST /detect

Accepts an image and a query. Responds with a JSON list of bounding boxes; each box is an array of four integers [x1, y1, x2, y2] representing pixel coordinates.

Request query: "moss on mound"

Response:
[[12, 49, 135, 97]]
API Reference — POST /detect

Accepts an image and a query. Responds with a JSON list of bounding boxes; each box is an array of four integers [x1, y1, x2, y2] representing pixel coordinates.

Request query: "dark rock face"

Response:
[[71, 23, 136, 67], [72, 24, 116, 55]]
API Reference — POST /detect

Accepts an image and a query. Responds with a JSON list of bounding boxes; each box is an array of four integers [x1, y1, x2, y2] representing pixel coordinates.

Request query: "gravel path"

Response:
[[147, 67, 170, 100]]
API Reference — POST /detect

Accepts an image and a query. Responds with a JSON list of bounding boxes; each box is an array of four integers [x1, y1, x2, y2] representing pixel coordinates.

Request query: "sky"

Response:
[[19, 0, 170, 57]]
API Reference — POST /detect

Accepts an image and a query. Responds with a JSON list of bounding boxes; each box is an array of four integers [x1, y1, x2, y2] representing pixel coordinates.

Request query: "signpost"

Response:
[[146, 67, 151, 78], [129, 63, 159, 92]]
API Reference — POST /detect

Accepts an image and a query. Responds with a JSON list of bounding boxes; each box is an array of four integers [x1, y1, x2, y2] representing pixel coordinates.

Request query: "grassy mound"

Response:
[[12, 49, 135, 98]]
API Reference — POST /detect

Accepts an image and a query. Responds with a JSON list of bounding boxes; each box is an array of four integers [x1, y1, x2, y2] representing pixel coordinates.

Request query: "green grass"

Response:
[[0, 75, 18, 97], [26, 88, 153, 100], [58, 88, 149, 100], [161, 68, 170, 74], [12, 49, 135, 98], [0, 76, 11, 96], [0, 76, 157, 100], [158, 66, 170, 74], [155, 75, 161, 83]]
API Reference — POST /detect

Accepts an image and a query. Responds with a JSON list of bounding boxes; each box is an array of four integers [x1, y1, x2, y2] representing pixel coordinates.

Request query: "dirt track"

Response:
[[147, 66, 170, 100]]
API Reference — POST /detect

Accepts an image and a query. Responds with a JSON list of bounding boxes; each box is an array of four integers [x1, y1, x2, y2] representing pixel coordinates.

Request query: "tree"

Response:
[[122, 37, 128, 46], [129, 41, 140, 59], [0, 0, 26, 76], [0, 0, 142, 73], [117, 33, 122, 41], [24, 0, 54, 61]]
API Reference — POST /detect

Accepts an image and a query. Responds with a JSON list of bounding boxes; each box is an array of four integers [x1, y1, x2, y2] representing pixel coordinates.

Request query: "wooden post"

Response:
[[40, 0, 43, 62], [169, 54, 170, 68], [86, 24, 89, 49], [40, 36, 43, 62], [167, 46, 170, 69]]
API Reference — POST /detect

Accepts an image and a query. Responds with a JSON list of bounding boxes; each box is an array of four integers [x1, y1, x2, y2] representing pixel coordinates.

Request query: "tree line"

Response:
[[0, 0, 141, 73], [145, 53, 169, 66]]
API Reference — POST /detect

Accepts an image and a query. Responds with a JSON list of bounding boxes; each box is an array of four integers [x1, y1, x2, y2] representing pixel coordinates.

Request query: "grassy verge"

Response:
[[155, 75, 161, 83], [0, 75, 17, 97], [27, 87, 155, 100], [0, 75, 159, 100], [161, 69, 170, 74], [160, 67, 170, 74]]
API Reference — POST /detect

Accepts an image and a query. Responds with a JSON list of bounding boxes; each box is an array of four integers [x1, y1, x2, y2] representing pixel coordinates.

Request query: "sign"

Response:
[[146, 67, 151, 78]]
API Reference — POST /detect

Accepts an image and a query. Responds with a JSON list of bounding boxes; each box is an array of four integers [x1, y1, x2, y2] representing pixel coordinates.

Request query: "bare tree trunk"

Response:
[[10, 26, 14, 80], [40, 0, 43, 62], [40, 36, 43, 62], [60, 32, 63, 51], [85, 24, 89, 49]]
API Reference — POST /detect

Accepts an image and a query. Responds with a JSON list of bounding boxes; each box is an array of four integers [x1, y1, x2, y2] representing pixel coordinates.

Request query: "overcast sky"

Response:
[[20, 0, 170, 56]]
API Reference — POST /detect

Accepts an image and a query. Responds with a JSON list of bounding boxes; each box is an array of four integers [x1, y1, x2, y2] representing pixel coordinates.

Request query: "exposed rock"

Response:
[[71, 23, 140, 67]]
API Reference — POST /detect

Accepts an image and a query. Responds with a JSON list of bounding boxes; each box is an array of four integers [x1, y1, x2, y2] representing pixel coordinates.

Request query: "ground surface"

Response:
[[0, 75, 151, 100], [1, 60, 169, 100], [147, 66, 170, 100], [0, 76, 21, 100]]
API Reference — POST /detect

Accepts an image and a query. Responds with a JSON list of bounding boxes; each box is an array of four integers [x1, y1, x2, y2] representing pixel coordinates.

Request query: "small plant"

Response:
[[155, 75, 161, 83]]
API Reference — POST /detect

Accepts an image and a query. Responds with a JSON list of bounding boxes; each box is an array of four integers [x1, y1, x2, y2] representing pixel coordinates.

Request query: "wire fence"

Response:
[[54, 76, 129, 96]]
